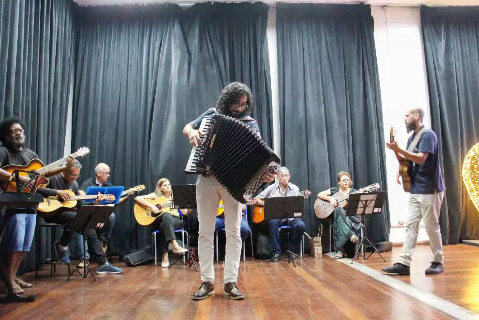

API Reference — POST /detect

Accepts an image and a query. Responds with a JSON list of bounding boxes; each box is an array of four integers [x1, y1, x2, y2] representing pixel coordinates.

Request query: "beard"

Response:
[[224, 107, 244, 118], [406, 120, 416, 133], [5, 135, 25, 150]]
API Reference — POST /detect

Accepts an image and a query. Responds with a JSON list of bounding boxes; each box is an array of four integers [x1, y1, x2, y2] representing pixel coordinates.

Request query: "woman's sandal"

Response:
[[15, 278, 33, 288], [350, 235, 359, 244], [334, 251, 344, 259]]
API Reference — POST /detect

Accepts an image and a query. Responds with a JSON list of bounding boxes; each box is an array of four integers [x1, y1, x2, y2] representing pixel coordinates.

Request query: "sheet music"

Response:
[[357, 194, 377, 215]]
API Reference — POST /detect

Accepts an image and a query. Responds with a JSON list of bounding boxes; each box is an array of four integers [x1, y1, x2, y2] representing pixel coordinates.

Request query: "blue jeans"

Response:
[[268, 218, 305, 255], [215, 217, 250, 242], [2, 213, 36, 251]]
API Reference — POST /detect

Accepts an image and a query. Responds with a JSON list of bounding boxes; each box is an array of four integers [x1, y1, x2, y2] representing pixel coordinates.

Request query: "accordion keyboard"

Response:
[[185, 116, 212, 174]]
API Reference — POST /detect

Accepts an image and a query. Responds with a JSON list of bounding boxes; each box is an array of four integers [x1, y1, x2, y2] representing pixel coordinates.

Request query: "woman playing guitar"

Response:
[[134, 178, 188, 267]]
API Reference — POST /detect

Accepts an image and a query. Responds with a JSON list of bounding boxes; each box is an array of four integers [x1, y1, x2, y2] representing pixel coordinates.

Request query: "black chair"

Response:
[[35, 222, 70, 277]]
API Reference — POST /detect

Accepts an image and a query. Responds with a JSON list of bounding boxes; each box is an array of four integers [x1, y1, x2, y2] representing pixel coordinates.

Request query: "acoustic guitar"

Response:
[[38, 190, 116, 218], [121, 184, 145, 197], [390, 127, 411, 192], [1, 147, 90, 193], [314, 183, 380, 219], [134, 196, 175, 226], [252, 190, 311, 224]]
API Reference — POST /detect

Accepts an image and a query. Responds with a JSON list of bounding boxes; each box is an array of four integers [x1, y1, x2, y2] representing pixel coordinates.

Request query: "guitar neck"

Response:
[[70, 195, 100, 201]]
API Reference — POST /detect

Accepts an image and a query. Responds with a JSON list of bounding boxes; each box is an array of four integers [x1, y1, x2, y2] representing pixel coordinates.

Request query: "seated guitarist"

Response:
[[77, 163, 135, 255], [134, 178, 188, 268], [0, 117, 73, 294], [250, 167, 305, 262], [38, 160, 123, 274], [317, 171, 360, 259], [215, 201, 251, 246]]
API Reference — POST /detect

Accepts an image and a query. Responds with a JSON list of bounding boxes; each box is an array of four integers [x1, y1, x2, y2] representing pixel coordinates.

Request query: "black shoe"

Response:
[[381, 263, 410, 275], [224, 282, 244, 300], [269, 253, 280, 262], [425, 262, 444, 274], [192, 282, 215, 300]]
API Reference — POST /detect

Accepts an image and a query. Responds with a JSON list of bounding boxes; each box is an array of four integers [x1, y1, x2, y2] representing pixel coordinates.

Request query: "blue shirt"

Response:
[[256, 182, 300, 199], [407, 127, 445, 194], [190, 108, 260, 136]]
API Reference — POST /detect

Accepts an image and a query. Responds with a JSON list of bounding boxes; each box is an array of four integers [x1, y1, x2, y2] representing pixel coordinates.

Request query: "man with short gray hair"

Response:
[[252, 167, 306, 262]]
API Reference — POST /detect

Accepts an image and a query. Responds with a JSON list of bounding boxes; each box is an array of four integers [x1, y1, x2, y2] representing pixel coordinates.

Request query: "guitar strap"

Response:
[[406, 127, 428, 153]]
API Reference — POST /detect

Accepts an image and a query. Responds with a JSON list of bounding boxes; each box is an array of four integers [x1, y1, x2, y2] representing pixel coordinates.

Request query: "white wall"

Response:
[[371, 5, 431, 242]]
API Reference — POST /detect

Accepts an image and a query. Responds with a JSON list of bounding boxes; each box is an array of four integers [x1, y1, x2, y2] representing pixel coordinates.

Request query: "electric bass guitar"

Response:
[[37, 190, 116, 218], [134, 196, 175, 226], [314, 183, 380, 219], [252, 190, 311, 224], [390, 127, 411, 192], [1, 147, 90, 193]]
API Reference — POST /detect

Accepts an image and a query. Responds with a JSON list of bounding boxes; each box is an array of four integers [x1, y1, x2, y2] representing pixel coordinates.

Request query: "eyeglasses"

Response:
[[9, 128, 24, 134], [68, 173, 80, 179], [99, 171, 110, 175]]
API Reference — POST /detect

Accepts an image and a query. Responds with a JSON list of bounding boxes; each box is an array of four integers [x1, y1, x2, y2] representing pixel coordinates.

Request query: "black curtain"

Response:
[[72, 3, 272, 253], [277, 4, 389, 249], [421, 6, 479, 243], [0, 0, 76, 271]]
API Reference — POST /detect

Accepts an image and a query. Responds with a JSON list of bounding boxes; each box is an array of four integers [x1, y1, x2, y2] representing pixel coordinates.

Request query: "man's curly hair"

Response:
[[216, 82, 253, 117], [0, 116, 26, 145]]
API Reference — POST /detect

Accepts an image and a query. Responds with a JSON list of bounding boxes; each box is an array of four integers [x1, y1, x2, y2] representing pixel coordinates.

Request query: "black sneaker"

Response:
[[192, 282, 215, 300], [224, 282, 244, 300], [425, 262, 444, 274], [381, 263, 410, 275], [269, 253, 280, 263]]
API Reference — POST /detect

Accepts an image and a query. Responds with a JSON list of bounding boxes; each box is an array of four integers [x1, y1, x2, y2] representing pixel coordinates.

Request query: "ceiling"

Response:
[[73, 0, 479, 7]]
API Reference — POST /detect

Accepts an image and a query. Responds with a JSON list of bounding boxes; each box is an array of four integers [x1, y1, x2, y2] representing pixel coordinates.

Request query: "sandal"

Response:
[[350, 235, 359, 244], [15, 278, 33, 288], [334, 251, 344, 259], [3, 283, 24, 294]]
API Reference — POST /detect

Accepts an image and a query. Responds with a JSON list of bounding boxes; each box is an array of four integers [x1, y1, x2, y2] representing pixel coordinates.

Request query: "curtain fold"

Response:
[[72, 3, 272, 252], [0, 0, 76, 271], [277, 4, 389, 249], [421, 6, 479, 243]]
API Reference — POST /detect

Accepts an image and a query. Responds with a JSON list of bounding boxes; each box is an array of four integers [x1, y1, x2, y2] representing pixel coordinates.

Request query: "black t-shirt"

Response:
[[0, 145, 38, 167], [45, 174, 80, 196], [80, 177, 113, 191]]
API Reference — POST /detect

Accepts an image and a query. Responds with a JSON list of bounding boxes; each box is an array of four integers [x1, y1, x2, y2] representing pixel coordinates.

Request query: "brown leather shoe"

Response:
[[192, 282, 215, 300], [224, 282, 244, 300]]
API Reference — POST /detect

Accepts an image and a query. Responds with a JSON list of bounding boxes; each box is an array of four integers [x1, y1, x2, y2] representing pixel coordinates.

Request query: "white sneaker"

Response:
[[161, 259, 169, 268]]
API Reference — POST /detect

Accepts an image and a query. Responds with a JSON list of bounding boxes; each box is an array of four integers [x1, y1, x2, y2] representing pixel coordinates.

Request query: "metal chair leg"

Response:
[[152, 232, 158, 266]]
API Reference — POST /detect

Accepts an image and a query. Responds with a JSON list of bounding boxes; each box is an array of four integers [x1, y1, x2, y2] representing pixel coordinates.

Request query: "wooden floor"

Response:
[[0, 244, 476, 320], [359, 243, 479, 315]]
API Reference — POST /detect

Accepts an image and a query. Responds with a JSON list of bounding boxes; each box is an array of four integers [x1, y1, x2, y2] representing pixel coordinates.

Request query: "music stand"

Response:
[[170, 184, 198, 271], [346, 192, 387, 263], [264, 196, 304, 267], [66, 205, 115, 281]]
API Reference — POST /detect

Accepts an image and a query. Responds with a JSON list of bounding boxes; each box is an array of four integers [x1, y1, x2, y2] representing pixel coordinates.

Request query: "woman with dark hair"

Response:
[[317, 171, 360, 259], [134, 178, 187, 268]]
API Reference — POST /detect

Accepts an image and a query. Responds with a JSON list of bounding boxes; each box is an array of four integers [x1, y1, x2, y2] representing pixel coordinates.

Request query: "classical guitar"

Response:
[[390, 127, 411, 192], [38, 190, 116, 218], [252, 190, 312, 224], [314, 183, 380, 219], [1, 147, 90, 193], [134, 196, 175, 226]]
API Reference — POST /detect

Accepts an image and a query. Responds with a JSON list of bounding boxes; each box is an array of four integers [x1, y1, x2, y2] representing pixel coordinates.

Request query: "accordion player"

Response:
[[185, 114, 280, 203]]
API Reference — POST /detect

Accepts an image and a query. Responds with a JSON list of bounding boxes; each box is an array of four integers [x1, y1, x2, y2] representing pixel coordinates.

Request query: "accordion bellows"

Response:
[[185, 114, 280, 203]]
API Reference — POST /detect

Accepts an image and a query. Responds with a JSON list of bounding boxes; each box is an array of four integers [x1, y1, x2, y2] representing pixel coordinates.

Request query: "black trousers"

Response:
[[44, 211, 108, 265], [152, 212, 183, 254]]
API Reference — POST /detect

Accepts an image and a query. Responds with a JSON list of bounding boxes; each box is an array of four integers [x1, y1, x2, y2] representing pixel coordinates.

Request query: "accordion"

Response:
[[185, 114, 280, 203]]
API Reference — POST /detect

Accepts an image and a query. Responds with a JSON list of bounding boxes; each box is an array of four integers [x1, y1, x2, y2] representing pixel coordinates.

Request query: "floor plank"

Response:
[[0, 245, 472, 319]]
